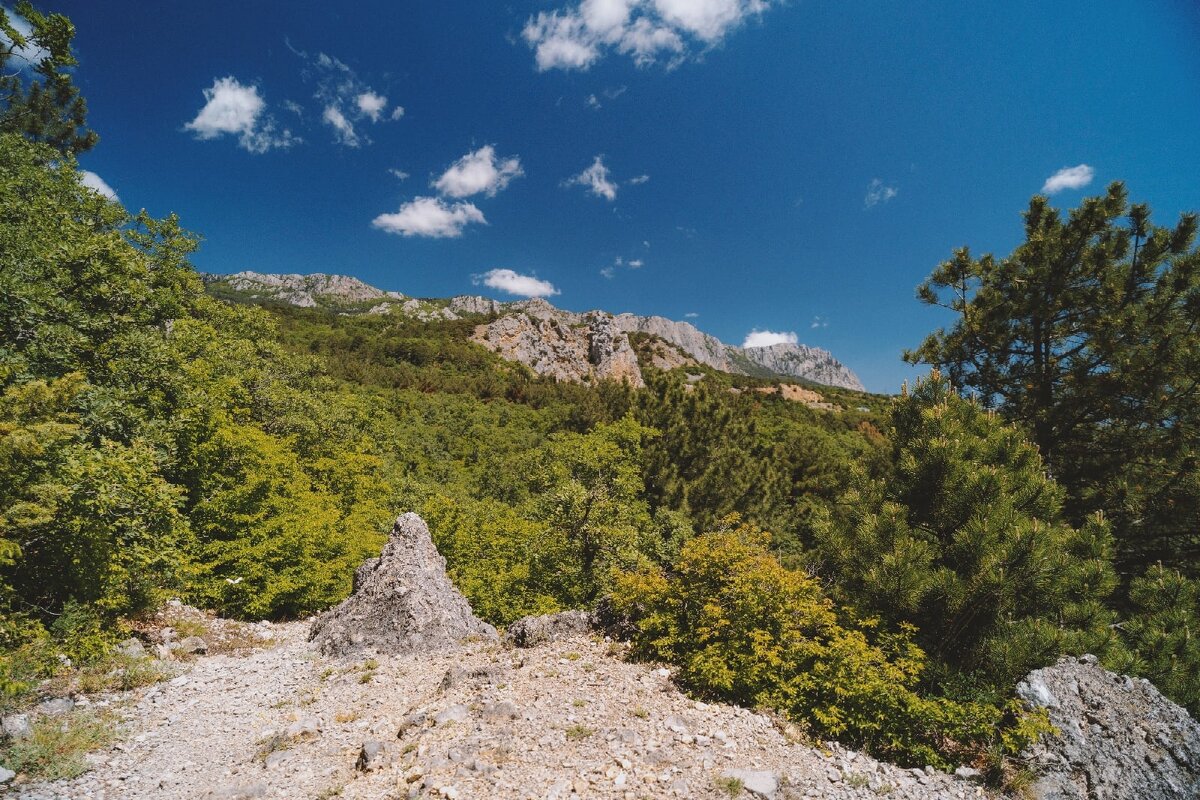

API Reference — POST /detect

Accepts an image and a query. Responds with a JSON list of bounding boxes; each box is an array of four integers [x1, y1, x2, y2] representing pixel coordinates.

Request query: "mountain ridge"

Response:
[[202, 271, 866, 391]]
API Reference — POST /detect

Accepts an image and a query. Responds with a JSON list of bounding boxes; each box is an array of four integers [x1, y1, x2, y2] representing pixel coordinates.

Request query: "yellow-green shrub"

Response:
[[612, 520, 1047, 767]]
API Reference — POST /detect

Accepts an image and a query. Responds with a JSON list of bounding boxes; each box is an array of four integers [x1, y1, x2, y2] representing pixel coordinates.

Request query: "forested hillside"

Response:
[[2, 2, 1199, 782]]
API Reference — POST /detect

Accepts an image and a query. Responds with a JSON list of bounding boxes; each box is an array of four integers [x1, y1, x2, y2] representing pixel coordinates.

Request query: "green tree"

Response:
[[906, 183, 1200, 572], [813, 372, 1122, 693], [1, 2, 97, 154], [1122, 564, 1200, 715]]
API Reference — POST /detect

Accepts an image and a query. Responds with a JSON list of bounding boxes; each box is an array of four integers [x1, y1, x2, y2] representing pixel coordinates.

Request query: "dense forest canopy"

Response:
[[1, 2, 1198, 776]]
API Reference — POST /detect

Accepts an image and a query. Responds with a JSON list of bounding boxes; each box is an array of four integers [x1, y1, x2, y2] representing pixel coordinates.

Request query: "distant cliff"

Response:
[[202, 271, 865, 391]]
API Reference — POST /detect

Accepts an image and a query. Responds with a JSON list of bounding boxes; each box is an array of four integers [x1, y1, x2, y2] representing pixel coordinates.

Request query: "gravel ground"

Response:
[[12, 622, 994, 800]]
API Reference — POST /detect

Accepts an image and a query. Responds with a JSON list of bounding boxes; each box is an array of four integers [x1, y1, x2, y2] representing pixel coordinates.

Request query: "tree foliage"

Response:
[[906, 184, 1200, 572], [1, 1, 96, 154], [813, 372, 1122, 693]]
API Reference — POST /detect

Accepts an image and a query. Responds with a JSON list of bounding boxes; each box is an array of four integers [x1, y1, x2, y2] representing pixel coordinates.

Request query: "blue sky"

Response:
[[48, 0, 1200, 392]]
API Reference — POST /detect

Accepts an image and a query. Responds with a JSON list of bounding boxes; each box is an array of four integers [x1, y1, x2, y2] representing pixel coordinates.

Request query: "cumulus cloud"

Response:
[[523, 0, 772, 71], [372, 197, 486, 238], [1042, 164, 1094, 194], [743, 329, 798, 348], [79, 170, 119, 202], [564, 155, 619, 200], [477, 268, 560, 298], [434, 145, 524, 199], [864, 178, 898, 208], [184, 77, 298, 153], [356, 91, 388, 121]]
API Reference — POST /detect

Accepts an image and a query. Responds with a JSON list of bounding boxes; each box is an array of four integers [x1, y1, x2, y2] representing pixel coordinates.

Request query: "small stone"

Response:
[[954, 766, 982, 781], [0, 766, 14, 784], [483, 700, 520, 719], [169, 675, 189, 688], [263, 749, 295, 769], [211, 782, 268, 800], [664, 715, 689, 734], [285, 716, 321, 738], [436, 704, 469, 725]]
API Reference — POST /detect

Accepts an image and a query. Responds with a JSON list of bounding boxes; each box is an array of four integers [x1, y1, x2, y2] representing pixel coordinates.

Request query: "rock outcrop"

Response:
[[309, 513, 496, 656], [505, 610, 594, 648], [472, 303, 644, 387], [1016, 654, 1200, 799], [203, 270, 865, 391], [205, 271, 404, 308]]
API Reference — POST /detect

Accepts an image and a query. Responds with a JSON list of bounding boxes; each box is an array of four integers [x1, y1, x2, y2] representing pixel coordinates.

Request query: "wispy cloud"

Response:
[[523, 0, 775, 71], [372, 197, 486, 238], [184, 77, 299, 153], [864, 178, 898, 208], [289, 43, 402, 147], [743, 329, 798, 348], [322, 104, 359, 147], [628, 258, 644, 268], [600, 266, 616, 279], [810, 316, 828, 329], [476, 268, 559, 297], [684, 312, 699, 318], [627, 174, 650, 185], [434, 145, 524, 198], [388, 168, 410, 180], [1042, 164, 1094, 194], [564, 155, 619, 200]]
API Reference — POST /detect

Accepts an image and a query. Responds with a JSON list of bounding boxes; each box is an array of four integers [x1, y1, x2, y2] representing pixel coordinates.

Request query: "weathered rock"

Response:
[[356, 740, 390, 772], [1, 713, 31, 740], [722, 768, 779, 798], [37, 697, 74, 716], [116, 637, 146, 658], [1017, 655, 1200, 799], [0, 766, 14, 784], [177, 636, 208, 655], [209, 781, 268, 799], [309, 513, 496, 656], [505, 610, 594, 648]]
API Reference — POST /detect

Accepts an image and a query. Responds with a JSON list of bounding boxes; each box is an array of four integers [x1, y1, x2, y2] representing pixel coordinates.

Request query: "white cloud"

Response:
[[372, 196, 486, 238], [0, 10, 44, 69], [390, 106, 406, 121], [356, 91, 388, 122], [810, 316, 828, 329], [322, 104, 360, 147], [523, 0, 772, 71], [628, 258, 644, 268], [1042, 164, 1094, 194], [565, 155, 619, 200], [389, 168, 410, 180], [864, 178, 898, 208], [743, 329, 798, 348], [628, 174, 650, 185], [477, 268, 560, 298], [434, 145, 524, 199], [79, 170, 119, 202], [184, 77, 298, 153], [684, 312, 699, 318], [600, 266, 616, 279], [586, 93, 602, 109]]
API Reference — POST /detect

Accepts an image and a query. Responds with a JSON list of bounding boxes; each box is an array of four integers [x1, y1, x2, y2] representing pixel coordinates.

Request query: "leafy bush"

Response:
[[611, 520, 1048, 767]]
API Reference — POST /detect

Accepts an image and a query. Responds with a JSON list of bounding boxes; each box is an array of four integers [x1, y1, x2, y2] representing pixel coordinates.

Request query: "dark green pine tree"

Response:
[[905, 183, 1200, 574], [812, 372, 1124, 694], [1, 1, 97, 155]]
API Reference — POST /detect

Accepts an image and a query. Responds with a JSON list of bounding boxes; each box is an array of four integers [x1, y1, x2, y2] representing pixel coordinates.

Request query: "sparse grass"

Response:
[[572, 699, 586, 708], [632, 706, 649, 719], [335, 709, 359, 724], [715, 776, 744, 798], [255, 731, 292, 762], [0, 710, 118, 781], [358, 672, 373, 684], [581, 662, 595, 672], [873, 783, 894, 796], [845, 772, 869, 788], [362, 658, 379, 670], [564, 651, 582, 661], [315, 786, 344, 799], [565, 724, 595, 741], [402, 741, 417, 755], [70, 652, 171, 695], [319, 667, 336, 681], [170, 618, 208, 639]]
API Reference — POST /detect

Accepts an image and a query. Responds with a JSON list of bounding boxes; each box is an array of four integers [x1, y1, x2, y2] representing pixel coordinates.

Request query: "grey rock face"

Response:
[[207, 271, 402, 308], [115, 637, 146, 658], [721, 768, 779, 798], [356, 740, 390, 772], [309, 513, 496, 656], [1017, 655, 1200, 799], [472, 309, 643, 387], [1, 713, 30, 740], [739, 342, 866, 392], [176, 636, 208, 655], [448, 295, 502, 316], [505, 610, 594, 648]]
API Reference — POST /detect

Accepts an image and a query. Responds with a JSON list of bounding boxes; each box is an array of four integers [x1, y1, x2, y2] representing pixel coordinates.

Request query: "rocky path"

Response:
[[15, 623, 991, 800]]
